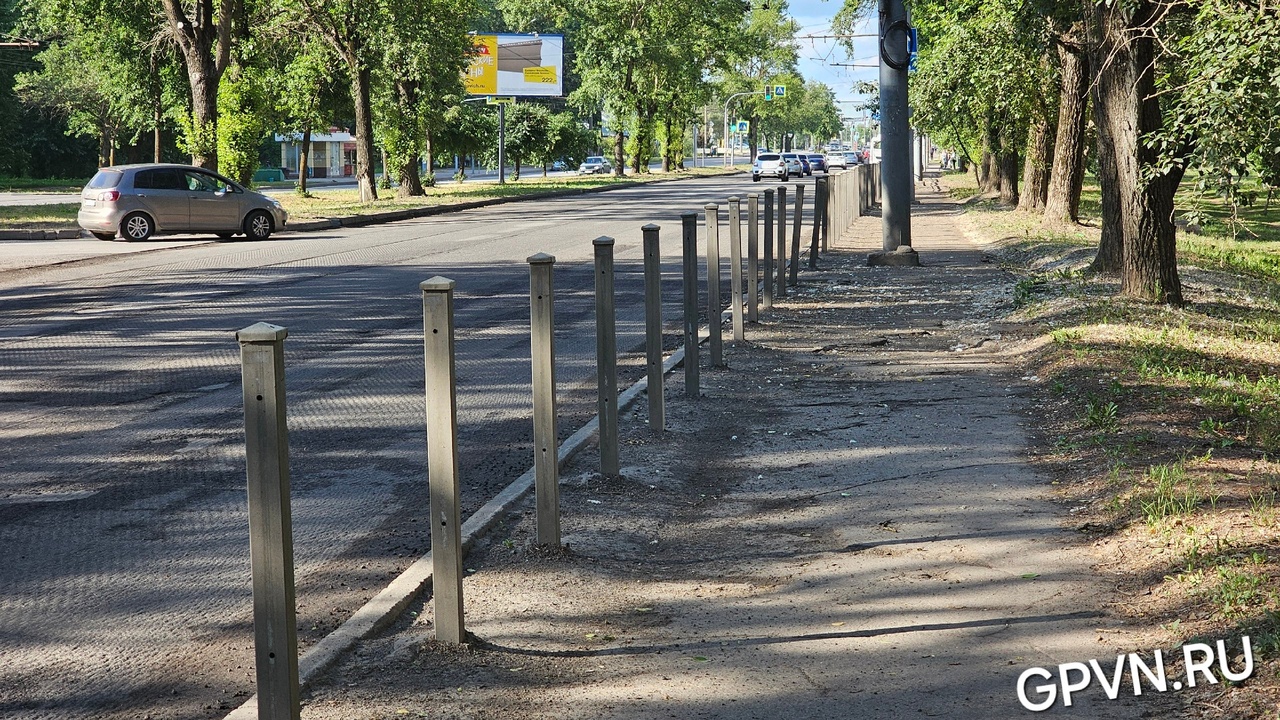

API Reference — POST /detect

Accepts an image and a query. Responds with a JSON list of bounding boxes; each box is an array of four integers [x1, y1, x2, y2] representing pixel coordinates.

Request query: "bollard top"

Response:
[[680, 211, 699, 221], [593, 235, 615, 247], [420, 276, 456, 292], [704, 203, 718, 210], [641, 223, 660, 232], [747, 193, 759, 199], [764, 188, 774, 196], [236, 322, 288, 344], [727, 196, 740, 203], [527, 252, 556, 265]]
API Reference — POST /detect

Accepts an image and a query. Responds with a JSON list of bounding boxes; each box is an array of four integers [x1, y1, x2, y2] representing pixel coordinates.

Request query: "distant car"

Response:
[[578, 156, 612, 174], [77, 163, 288, 242], [844, 151, 863, 165], [752, 153, 788, 182], [780, 152, 804, 178], [551, 159, 569, 171], [825, 153, 847, 170], [806, 153, 826, 172]]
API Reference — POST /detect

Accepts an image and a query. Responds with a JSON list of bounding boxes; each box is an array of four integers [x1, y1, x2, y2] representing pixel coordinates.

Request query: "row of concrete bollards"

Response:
[[232, 163, 881, 720]]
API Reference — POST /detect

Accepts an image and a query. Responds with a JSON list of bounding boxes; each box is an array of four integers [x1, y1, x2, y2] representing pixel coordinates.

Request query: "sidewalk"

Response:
[[293, 182, 1165, 718]]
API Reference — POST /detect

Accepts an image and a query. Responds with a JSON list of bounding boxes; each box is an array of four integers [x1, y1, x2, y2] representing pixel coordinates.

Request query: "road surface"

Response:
[[0, 172, 819, 719]]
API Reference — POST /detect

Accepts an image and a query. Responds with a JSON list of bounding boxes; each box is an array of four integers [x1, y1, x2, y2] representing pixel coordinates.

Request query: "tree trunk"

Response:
[[154, 106, 162, 162], [1094, 0, 1182, 302], [662, 111, 673, 173], [1044, 36, 1089, 223], [1091, 115, 1123, 272], [423, 131, 434, 187], [1018, 118, 1054, 212], [999, 148, 1020, 206], [161, 0, 232, 171], [980, 150, 998, 194], [397, 156, 424, 197], [613, 127, 626, 177], [187, 64, 219, 168], [298, 124, 311, 195], [350, 62, 378, 202]]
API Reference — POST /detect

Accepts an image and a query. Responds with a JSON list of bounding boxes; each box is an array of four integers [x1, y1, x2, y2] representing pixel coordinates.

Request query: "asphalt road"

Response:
[[0, 172, 820, 719]]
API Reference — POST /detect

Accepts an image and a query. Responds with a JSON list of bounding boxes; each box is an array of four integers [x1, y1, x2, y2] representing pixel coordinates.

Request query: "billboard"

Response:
[[464, 34, 565, 97]]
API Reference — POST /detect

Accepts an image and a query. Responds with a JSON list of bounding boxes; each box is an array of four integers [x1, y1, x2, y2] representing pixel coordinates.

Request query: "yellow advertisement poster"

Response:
[[523, 66, 558, 85], [464, 35, 498, 95], [463, 34, 564, 97]]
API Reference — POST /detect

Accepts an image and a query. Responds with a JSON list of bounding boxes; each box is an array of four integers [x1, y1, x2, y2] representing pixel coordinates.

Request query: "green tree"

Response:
[[375, 0, 474, 197], [434, 102, 496, 180], [160, 0, 236, 169], [501, 101, 551, 180]]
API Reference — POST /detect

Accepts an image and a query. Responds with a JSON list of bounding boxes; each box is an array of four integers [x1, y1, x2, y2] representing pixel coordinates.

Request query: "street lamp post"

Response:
[[723, 91, 767, 168]]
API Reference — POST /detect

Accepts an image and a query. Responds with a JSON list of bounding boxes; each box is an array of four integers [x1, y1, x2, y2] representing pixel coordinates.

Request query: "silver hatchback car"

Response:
[[77, 164, 288, 241]]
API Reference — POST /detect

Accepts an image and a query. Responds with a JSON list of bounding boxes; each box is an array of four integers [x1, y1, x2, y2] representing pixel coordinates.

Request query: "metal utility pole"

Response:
[[871, 0, 919, 266], [497, 103, 506, 185], [723, 91, 766, 168]]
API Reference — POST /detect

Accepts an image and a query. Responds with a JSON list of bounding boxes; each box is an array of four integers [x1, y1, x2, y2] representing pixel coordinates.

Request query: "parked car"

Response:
[[77, 164, 288, 242], [844, 151, 864, 165], [806, 153, 827, 172], [578, 156, 612, 174], [780, 152, 804, 178], [825, 153, 847, 170], [752, 153, 789, 182], [551, 159, 569, 171], [798, 155, 811, 176]]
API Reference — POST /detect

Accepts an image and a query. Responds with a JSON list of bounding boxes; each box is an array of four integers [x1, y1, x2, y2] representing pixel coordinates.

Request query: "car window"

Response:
[[134, 168, 186, 190], [757, 154, 780, 161], [87, 170, 122, 189], [585, 157, 605, 163], [184, 171, 235, 193]]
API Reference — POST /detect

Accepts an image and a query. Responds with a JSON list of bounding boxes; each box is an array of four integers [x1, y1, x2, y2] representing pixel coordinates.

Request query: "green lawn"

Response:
[[0, 176, 89, 192], [0, 204, 80, 230]]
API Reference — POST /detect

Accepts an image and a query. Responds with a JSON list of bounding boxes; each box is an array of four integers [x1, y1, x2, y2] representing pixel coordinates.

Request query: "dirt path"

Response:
[[298, 182, 1165, 718]]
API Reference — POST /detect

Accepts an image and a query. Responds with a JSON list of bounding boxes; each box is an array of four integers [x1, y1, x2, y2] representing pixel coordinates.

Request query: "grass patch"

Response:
[[0, 176, 88, 192], [0, 203, 80, 230], [944, 169, 1280, 716]]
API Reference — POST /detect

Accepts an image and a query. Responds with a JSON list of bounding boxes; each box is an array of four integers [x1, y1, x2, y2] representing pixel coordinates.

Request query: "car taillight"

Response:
[[98, 190, 119, 202]]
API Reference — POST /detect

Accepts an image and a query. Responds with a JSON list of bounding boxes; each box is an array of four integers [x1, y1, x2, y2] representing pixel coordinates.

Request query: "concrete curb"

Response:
[[0, 171, 746, 242], [0, 228, 86, 240], [223, 341, 698, 720]]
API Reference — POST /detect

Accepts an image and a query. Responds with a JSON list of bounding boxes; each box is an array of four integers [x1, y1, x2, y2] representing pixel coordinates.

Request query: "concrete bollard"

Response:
[[420, 278, 466, 644], [236, 322, 301, 720], [704, 204, 723, 367], [775, 185, 787, 298], [813, 177, 827, 262], [727, 197, 744, 343], [593, 237, 619, 476], [681, 212, 700, 398], [763, 189, 774, 310], [641, 224, 664, 431], [746, 193, 760, 322], [790, 184, 804, 284], [527, 253, 560, 545]]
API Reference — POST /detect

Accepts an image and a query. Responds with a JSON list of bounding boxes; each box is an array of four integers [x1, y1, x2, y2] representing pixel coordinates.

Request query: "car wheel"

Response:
[[752, 175, 761, 183], [120, 212, 154, 241], [244, 210, 274, 240], [91, 231, 116, 241], [780, 175, 789, 182]]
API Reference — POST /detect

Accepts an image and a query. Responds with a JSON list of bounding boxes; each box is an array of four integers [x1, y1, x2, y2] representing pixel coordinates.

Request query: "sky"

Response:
[[787, 0, 879, 120]]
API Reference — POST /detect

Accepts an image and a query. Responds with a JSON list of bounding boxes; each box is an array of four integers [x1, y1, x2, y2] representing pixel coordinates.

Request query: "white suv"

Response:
[[752, 153, 789, 182]]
